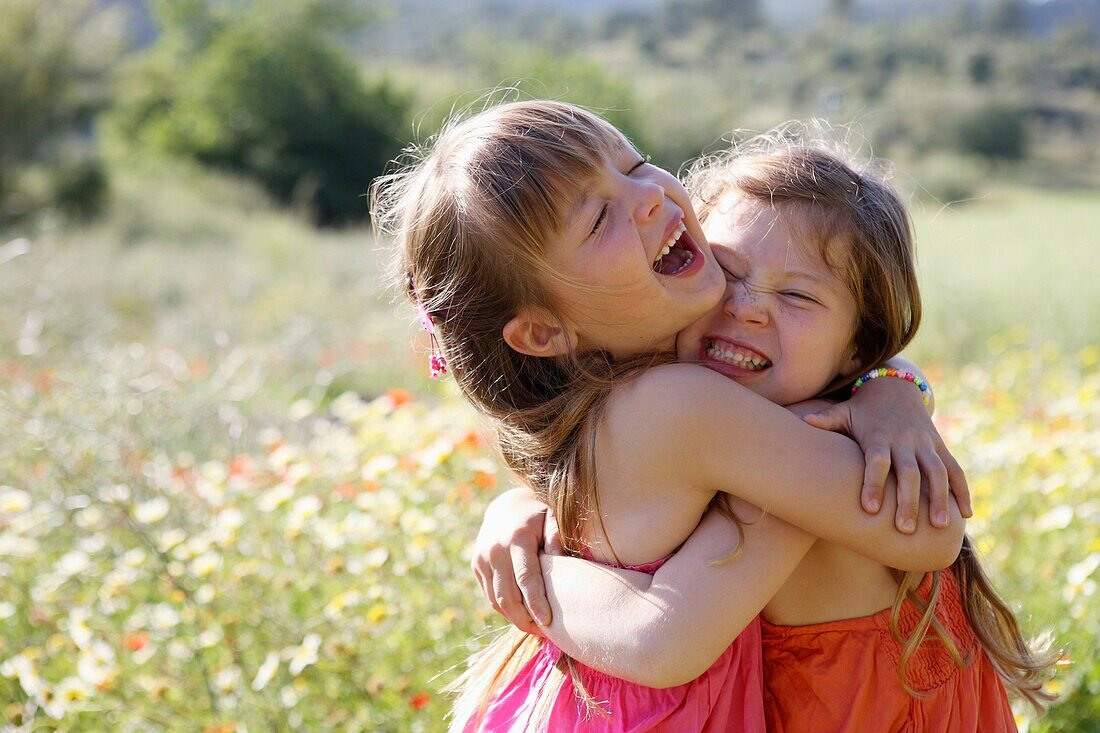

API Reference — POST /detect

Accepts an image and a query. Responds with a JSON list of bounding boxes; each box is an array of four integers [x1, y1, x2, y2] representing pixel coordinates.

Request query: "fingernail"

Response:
[[866, 497, 880, 512], [901, 518, 916, 532], [934, 511, 948, 526]]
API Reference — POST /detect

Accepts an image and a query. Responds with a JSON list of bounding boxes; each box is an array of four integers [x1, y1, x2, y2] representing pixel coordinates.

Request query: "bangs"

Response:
[[450, 102, 629, 247]]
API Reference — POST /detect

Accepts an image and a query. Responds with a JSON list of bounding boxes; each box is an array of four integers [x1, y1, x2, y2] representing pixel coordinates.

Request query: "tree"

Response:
[[829, 0, 855, 24], [987, 0, 1026, 35], [108, 0, 405, 224], [0, 0, 113, 222]]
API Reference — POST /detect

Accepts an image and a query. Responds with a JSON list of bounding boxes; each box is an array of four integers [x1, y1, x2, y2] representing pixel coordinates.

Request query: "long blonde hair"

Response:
[[372, 100, 743, 730], [686, 132, 1056, 709]]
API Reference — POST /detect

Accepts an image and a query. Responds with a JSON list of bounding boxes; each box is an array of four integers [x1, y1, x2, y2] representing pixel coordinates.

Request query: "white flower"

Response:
[[55, 551, 90, 578], [289, 398, 314, 421], [68, 607, 93, 650], [56, 676, 93, 704], [77, 642, 117, 687], [189, 551, 223, 578], [0, 486, 31, 514], [258, 482, 294, 513], [251, 652, 280, 691], [156, 528, 187, 553], [150, 603, 181, 631], [133, 497, 170, 524], [1, 653, 42, 696], [361, 454, 398, 480], [287, 633, 321, 676], [213, 665, 241, 694], [38, 683, 67, 720], [0, 602, 15, 620], [99, 483, 131, 505], [280, 684, 300, 708]]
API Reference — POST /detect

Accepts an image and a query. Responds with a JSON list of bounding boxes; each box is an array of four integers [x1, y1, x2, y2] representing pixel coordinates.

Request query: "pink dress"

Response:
[[470, 554, 767, 732]]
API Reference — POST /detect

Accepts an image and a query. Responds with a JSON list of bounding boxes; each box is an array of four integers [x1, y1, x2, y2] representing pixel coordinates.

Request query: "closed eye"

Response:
[[591, 205, 608, 235], [783, 291, 818, 303]]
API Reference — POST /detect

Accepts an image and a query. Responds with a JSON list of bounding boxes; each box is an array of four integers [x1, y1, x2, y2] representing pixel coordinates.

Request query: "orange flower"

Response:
[[473, 471, 497, 491], [410, 691, 430, 710], [228, 455, 254, 478], [123, 632, 149, 652], [203, 724, 237, 733], [384, 388, 414, 407], [332, 482, 358, 500]]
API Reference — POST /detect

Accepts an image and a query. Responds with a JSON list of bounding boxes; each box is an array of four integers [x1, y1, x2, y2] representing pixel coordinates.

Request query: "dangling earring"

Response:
[[417, 303, 447, 379]]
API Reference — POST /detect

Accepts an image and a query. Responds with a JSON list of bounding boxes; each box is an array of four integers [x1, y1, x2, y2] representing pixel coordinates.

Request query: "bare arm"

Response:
[[541, 372, 962, 687], [609, 363, 964, 571], [539, 501, 814, 688], [801, 356, 971, 529]]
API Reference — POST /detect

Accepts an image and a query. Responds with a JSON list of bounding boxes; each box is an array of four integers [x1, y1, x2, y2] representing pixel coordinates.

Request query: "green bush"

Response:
[[109, 8, 407, 224], [950, 104, 1029, 161], [0, 0, 113, 223]]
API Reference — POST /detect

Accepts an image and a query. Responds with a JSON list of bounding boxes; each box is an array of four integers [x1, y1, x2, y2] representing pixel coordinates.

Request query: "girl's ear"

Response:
[[503, 310, 577, 357], [842, 347, 863, 379]]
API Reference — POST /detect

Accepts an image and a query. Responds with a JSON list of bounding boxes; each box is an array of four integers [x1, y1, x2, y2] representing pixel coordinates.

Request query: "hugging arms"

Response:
[[474, 362, 968, 686]]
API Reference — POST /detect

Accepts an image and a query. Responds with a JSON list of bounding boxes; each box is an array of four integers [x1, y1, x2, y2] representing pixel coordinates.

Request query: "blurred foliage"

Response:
[[0, 0, 116, 224], [107, 0, 407, 224]]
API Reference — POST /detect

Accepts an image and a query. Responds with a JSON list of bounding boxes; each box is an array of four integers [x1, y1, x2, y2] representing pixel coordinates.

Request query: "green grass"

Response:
[[908, 187, 1100, 365]]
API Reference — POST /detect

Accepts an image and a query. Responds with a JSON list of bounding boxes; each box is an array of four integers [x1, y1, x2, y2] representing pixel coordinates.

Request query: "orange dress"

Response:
[[761, 569, 1017, 732]]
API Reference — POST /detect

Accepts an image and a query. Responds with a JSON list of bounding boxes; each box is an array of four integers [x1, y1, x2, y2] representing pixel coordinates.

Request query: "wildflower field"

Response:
[[1, 171, 1098, 731]]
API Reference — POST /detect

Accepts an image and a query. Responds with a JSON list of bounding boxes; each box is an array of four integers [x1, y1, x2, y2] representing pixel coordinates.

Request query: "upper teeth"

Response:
[[654, 222, 687, 264], [706, 340, 769, 370]]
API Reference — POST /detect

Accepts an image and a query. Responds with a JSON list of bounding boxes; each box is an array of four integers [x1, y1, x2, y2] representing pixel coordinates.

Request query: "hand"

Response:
[[471, 487, 554, 632], [801, 377, 971, 533]]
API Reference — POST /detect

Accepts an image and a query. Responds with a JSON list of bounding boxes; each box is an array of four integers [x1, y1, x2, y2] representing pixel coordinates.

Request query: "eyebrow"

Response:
[[566, 184, 594, 235], [784, 268, 829, 286]]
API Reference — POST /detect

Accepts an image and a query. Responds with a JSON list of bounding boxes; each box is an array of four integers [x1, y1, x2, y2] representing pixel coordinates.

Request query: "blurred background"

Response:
[[0, 0, 1097, 730]]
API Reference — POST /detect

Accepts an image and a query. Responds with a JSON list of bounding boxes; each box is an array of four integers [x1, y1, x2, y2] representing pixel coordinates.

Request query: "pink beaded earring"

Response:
[[417, 303, 447, 379]]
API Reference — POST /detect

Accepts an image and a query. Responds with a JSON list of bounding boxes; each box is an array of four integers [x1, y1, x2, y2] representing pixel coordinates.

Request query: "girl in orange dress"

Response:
[[477, 138, 1056, 731]]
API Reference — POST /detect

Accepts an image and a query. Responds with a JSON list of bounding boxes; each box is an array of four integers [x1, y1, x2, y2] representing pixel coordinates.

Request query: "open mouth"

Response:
[[652, 222, 700, 276], [704, 339, 772, 372]]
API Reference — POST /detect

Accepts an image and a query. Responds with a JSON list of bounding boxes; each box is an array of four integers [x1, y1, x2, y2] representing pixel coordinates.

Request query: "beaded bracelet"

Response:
[[850, 367, 932, 406]]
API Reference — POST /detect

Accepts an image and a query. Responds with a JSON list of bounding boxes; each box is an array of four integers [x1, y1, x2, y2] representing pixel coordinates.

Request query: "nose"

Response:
[[723, 281, 770, 326], [631, 179, 664, 223]]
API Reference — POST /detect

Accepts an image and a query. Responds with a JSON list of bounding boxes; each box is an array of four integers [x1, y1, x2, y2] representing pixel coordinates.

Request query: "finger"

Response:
[[544, 514, 564, 556], [892, 457, 921, 533], [511, 538, 552, 627], [489, 549, 536, 632], [473, 563, 498, 614], [801, 403, 852, 435], [861, 445, 891, 514], [937, 437, 972, 517], [918, 444, 951, 528]]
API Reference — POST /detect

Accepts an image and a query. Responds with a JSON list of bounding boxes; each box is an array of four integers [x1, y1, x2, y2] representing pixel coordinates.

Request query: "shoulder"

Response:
[[605, 363, 759, 435], [599, 364, 754, 479], [610, 363, 741, 411]]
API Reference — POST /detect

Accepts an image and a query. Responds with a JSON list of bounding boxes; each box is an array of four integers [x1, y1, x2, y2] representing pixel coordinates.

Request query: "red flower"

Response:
[[410, 691, 430, 710]]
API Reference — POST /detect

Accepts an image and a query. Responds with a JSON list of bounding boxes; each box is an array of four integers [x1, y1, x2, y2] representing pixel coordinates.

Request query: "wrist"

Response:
[[851, 367, 932, 409]]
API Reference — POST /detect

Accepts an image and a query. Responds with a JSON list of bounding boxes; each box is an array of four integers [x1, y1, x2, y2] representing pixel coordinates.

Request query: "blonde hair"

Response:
[[372, 100, 743, 730], [687, 130, 1055, 709]]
